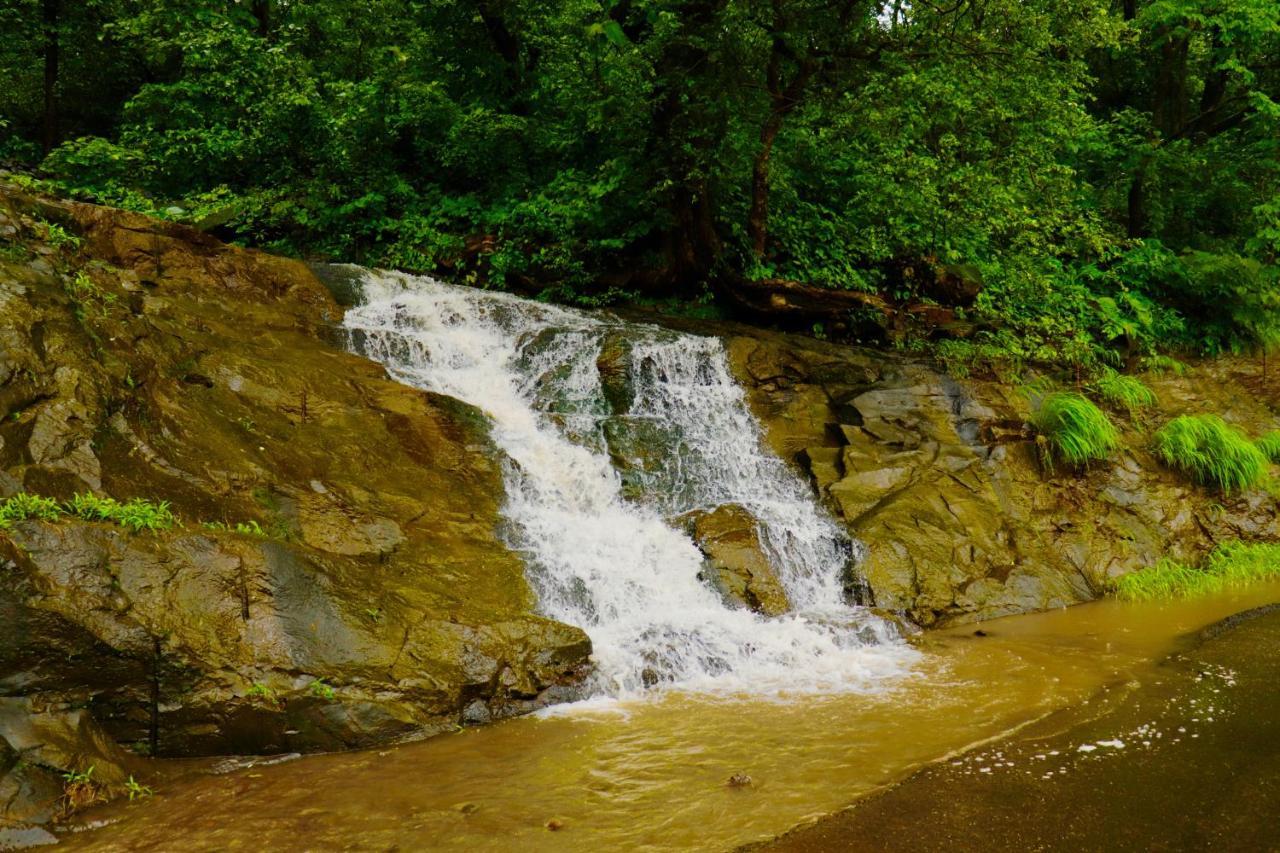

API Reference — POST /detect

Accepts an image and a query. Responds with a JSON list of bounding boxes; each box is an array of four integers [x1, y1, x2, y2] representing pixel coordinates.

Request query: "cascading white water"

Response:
[[342, 268, 916, 696]]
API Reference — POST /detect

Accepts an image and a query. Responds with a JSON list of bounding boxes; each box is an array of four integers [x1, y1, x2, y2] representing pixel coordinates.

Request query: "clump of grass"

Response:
[[65, 493, 175, 532], [1110, 541, 1280, 601], [1255, 430, 1280, 463], [1030, 392, 1120, 468], [202, 519, 267, 537], [308, 678, 336, 700], [1091, 368, 1156, 417], [0, 493, 63, 528], [1153, 414, 1267, 492]]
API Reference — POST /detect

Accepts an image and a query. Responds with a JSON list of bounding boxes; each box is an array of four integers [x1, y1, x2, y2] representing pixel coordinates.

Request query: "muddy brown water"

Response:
[[760, 602, 1280, 852], [57, 583, 1280, 852]]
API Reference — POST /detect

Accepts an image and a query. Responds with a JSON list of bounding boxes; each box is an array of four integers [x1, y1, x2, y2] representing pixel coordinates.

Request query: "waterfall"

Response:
[[342, 269, 915, 697]]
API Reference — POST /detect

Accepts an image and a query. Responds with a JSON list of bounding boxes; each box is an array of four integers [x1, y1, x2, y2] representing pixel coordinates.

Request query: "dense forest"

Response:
[[1, 0, 1278, 376]]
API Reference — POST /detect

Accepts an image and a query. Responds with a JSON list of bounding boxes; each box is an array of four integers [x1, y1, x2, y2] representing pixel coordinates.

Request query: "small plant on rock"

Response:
[[66, 493, 176, 532], [125, 775, 154, 801], [0, 493, 63, 528], [1255, 430, 1280, 463], [59, 765, 106, 815], [308, 679, 336, 700], [1091, 368, 1156, 417], [1030, 392, 1120, 469], [1153, 415, 1267, 492]]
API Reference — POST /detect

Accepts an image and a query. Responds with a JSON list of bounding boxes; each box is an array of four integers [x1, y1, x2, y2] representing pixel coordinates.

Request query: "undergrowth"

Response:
[[1110, 541, 1280, 601], [1152, 414, 1267, 492], [1030, 392, 1120, 468]]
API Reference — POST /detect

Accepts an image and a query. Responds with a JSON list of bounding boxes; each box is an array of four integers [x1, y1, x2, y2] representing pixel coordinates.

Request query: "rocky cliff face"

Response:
[[0, 182, 591, 827], [721, 330, 1280, 626]]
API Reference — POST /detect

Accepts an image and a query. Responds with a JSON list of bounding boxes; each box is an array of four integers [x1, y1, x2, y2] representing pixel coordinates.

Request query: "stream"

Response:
[[59, 583, 1280, 851]]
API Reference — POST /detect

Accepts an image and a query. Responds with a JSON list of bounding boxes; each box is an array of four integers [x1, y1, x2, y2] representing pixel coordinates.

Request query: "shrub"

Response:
[[0, 493, 63, 528], [1152, 415, 1267, 492], [1256, 430, 1280, 463], [1110, 541, 1280, 601], [1030, 392, 1120, 468], [1091, 369, 1156, 416]]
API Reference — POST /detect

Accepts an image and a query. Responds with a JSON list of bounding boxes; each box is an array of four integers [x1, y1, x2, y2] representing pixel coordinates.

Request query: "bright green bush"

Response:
[[0, 493, 63, 528], [1030, 392, 1120, 468], [1153, 415, 1267, 492], [1256, 430, 1280, 463], [1110, 541, 1280, 601], [1091, 369, 1156, 416]]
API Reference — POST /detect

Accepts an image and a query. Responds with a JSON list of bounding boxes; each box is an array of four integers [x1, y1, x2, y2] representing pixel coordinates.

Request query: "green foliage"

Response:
[[1110, 541, 1280, 601], [1091, 369, 1157, 416], [1256, 431, 1280, 463], [246, 682, 278, 703], [1153, 415, 1268, 492], [125, 775, 154, 801], [308, 678, 336, 700], [1030, 392, 1120, 468], [0, 0, 1276, 361], [0, 493, 63, 528], [65, 493, 176, 532], [202, 519, 268, 538]]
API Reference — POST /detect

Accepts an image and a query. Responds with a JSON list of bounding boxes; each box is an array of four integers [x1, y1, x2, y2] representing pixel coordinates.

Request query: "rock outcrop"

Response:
[[719, 329, 1280, 627], [681, 504, 790, 616], [0, 181, 592, 793]]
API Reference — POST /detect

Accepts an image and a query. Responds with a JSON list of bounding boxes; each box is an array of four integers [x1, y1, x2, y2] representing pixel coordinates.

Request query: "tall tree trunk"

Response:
[[1127, 160, 1148, 239], [1152, 26, 1189, 138], [748, 115, 784, 259], [41, 0, 60, 154], [251, 0, 271, 37], [747, 13, 814, 261]]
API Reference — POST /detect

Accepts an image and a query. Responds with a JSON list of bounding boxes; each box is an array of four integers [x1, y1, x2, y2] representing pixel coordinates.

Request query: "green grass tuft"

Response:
[[1110, 541, 1280, 601], [0, 493, 63, 528], [1152, 414, 1267, 492], [1255, 430, 1280, 463], [64, 493, 176, 532], [1091, 369, 1156, 416], [1030, 392, 1120, 468]]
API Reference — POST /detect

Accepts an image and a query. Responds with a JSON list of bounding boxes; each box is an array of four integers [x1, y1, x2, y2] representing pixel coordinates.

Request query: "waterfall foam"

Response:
[[342, 268, 916, 696]]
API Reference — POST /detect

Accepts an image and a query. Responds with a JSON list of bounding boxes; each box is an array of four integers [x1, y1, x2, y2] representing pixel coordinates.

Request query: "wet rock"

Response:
[[721, 329, 1280, 627], [683, 504, 790, 617], [0, 183, 592, 758], [727, 772, 753, 787]]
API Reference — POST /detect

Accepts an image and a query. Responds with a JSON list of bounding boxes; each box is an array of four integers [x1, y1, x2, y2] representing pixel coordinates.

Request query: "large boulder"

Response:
[[0, 184, 591, 757], [682, 504, 790, 617]]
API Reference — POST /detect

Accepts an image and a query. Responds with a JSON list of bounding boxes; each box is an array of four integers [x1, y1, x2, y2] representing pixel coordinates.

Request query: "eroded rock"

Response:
[[683, 504, 790, 616]]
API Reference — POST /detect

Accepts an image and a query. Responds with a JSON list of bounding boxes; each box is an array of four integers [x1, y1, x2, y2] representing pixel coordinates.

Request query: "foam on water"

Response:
[[341, 268, 916, 697]]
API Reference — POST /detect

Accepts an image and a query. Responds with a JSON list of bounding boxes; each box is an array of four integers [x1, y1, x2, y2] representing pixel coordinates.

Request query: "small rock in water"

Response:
[[727, 773, 753, 787], [455, 802, 480, 815], [546, 818, 567, 831]]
